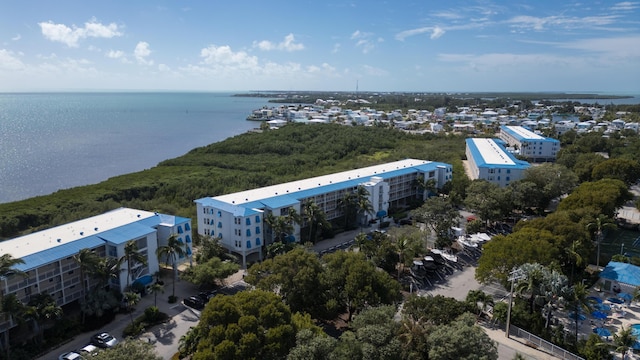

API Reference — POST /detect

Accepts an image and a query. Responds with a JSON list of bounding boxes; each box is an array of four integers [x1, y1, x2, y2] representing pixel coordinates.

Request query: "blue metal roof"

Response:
[[600, 261, 640, 287], [97, 222, 156, 245], [466, 138, 530, 170], [260, 194, 300, 209], [14, 235, 106, 272], [500, 125, 560, 144]]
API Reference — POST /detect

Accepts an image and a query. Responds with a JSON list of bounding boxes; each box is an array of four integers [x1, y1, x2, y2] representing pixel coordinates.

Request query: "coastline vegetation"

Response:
[[0, 124, 467, 239]]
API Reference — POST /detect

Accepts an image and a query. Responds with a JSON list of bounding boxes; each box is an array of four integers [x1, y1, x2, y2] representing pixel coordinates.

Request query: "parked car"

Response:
[[197, 290, 217, 302], [78, 344, 99, 357], [58, 351, 83, 360], [90, 332, 118, 348], [184, 296, 205, 310]]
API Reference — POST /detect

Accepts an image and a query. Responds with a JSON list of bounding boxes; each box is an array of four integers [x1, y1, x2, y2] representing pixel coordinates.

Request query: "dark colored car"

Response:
[[197, 290, 217, 302], [90, 332, 118, 348], [184, 296, 205, 310]]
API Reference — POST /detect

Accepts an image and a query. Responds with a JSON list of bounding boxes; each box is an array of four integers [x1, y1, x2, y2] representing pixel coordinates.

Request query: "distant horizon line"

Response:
[[0, 89, 638, 96]]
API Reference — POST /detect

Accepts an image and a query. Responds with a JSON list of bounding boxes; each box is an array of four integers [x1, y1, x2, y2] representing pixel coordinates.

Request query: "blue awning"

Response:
[[133, 274, 153, 286]]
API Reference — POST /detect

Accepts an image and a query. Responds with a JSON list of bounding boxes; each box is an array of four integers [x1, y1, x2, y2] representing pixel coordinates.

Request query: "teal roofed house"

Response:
[[0, 207, 191, 336], [465, 138, 530, 187], [194, 159, 453, 268]]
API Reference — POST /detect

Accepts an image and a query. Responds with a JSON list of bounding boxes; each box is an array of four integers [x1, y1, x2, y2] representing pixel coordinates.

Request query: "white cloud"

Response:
[[362, 64, 388, 76], [556, 36, 640, 57], [331, 43, 341, 54], [253, 33, 304, 52], [38, 18, 123, 47], [158, 64, 170, 72], [430, 26, 446, 39], [106, 50, 125, 59], [134, 42, 153, 65], [0, 49, 25, 70], [395, 26, 446, 41], [200, 45, 259, 69], [507, 14, 619, 32], [11, 34, 21, 41], [350, 30, 376, 53], [611, 2, 639, 11]]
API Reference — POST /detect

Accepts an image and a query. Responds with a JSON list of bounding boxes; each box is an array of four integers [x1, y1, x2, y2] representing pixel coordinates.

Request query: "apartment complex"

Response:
[[0, 208, 191, 334], [194, 159, 453, 267], [499, 125, 560, 162], [466, 138, 530, 187]]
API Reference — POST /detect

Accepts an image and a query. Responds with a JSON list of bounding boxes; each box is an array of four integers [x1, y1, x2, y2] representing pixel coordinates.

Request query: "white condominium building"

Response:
[[499, 125, 560, 162], [0, 208, 192, 335], [195, 159, 453, 267], [466, 138, 531, 187]]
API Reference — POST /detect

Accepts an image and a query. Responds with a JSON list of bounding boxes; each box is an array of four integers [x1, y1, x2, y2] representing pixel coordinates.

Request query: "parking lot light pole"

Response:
[[506, 268, 524, 338]]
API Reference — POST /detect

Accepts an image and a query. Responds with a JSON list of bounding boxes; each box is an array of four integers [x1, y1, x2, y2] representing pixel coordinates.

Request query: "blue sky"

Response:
[[1, 0, 639, 93]]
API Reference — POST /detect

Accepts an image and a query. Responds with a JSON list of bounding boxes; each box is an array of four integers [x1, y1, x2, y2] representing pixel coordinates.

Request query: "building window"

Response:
[[177, 226, 184, 234], [246, 229, 251, 237], [255, 215, 260, 223], [218, 222, 222, 228], [246, 241, 252, 249], [185, 223, 191, 231], [256, 227, 260, 234], [506, 176, 510, 181], [246, 218, 251, 226], [256, 238, 261, 246], [186, 235, 192, 243], [218, 211, 222, 217]]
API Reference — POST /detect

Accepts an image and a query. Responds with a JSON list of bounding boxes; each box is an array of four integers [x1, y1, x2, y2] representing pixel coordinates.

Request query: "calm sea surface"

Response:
[[0, 92, 272, 204]]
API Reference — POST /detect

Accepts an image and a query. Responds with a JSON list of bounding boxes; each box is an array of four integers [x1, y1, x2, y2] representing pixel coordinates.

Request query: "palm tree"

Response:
[[0, 254, 26, 358], [1, 294, 24, 358], [587, 214, 617, 268], [302, 200, 329, 243], [565, 239, 584, 284], [73, 249, 100, 323], [156, 235, 186, 300], [466, 290, 495, 321], [354, 186, 374, 230], [93, 257, 121, 290], [568, 282, 592, 345], [413, 175, 437, 200], [539, 269, 569, 329], [119, 240, 148, 290], [515, 263, 547, 314], [25, 293, 63, 344], [148, 282, 164, 307], [614, 326, 637, 356], [265, 213, 293, 244], [123, 291, 141, 327], [395, 236, 410, 280], [337, 191, 357, 229]]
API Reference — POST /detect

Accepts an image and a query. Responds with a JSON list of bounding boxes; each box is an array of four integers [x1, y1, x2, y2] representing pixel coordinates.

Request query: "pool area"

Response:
[[632, 324, 640, 349]]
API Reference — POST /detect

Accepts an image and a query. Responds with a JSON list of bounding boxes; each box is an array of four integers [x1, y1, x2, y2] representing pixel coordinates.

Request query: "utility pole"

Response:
[[506, 268, 525, 338]]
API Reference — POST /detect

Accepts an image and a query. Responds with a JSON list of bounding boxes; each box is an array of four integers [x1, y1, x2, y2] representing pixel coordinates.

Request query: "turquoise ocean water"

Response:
[[0, 92, 272, 203]]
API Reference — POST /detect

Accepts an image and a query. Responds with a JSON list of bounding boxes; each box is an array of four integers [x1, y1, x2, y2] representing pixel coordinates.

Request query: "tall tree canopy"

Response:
[[558, 178, 631, 218], [476, 228, 561, 286], [245, 247, 326, 318], [321, 251, 401, 321], [185, 290, 306, 360]]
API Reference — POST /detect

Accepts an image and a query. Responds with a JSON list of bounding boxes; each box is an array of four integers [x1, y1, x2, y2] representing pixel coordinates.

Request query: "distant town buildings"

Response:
[[247, 98, 639, 137], [0, 207, 192, 334], [465, 138, 530, 187], [195, 159, 453, 267]]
